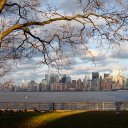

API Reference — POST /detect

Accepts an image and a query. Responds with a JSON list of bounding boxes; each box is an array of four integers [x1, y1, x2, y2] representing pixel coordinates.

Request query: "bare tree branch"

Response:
[[0, 0, 6, 13]]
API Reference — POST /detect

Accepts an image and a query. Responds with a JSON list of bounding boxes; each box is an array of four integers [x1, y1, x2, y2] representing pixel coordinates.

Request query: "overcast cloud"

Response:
[[1, 0, 128, 84]]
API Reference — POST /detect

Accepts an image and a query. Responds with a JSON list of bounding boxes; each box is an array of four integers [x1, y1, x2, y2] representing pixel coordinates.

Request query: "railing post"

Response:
[[115, 101, 122, 114], [52, 103, 55, 110], [96, 104, 99, 110], [103, 102, 105, 110], [76, 103, 78, 110], [69, 103, 70, 110]]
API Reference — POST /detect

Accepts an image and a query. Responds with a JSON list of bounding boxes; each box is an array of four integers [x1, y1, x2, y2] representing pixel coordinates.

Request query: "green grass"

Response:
[[0, 111, 128, 128]]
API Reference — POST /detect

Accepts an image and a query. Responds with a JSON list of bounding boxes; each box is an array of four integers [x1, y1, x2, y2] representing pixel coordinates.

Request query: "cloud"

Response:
[[2, 40, 128, 84], [1, 0, 128, 84], [110, 44, 128, 59], [70, 63, 120, 75], [59, 0, 81, 13]]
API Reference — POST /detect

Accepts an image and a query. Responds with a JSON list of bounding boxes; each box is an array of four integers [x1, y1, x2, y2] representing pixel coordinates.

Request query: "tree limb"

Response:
[[0, 13, 119, 44], [0, 0, 6, 13]]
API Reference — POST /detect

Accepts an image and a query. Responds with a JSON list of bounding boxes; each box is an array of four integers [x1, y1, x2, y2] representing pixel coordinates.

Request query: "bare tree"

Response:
[[0, 0, 128, 76]]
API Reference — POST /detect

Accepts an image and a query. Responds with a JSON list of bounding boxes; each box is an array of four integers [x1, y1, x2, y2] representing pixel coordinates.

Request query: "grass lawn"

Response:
[[0, 110, 128, 128]]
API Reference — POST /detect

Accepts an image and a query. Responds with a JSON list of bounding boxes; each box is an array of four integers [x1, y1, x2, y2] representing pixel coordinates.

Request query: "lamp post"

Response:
[[24, 96, 28, 111]]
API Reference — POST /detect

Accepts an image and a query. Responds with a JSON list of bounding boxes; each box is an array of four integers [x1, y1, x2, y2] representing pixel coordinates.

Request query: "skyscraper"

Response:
[[104, 73, 110, 79], [92, 72, 99, 80], [45, 74, 50, 86]]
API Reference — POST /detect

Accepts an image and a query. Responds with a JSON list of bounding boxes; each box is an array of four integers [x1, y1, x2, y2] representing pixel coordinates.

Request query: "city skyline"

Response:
[[1, 70, 127, 92], [2, 58, 128, 85], [19, 69, 125, 84]]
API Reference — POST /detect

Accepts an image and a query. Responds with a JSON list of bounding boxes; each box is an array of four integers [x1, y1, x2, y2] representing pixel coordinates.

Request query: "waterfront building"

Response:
[[71, 80, 77, 90], [76, 79, 84, 91], [92, 72, 99, 80], [91, 79, 100, 91], [100, 79, 112, 91]]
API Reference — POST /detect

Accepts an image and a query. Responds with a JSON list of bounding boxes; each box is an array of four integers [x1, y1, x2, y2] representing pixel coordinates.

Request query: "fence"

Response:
[[0, 102, 128, 111]]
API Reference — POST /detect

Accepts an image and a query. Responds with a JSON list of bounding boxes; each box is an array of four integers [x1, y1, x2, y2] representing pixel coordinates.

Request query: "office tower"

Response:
[[50, 74, 57, 84], [92, 72, 99, 80], [100, 79, 112, 91], [61, 76, 66, 84], [76, 79, 84, 91], [45, 74, 50, 86], [41, 79, 48, 91], [83, 76, 89, 91], [104, 73, 110, 79], [71, 80, 76, 89], [21, 81, 28, 92], [66, 76, 71, 83], [49, 74, 60, 90], [29, 80, 38, 92], [125, 78, 128, 88]]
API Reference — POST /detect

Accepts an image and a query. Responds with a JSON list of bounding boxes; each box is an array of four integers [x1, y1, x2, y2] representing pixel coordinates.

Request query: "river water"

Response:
[[0, 91, 128, 103]]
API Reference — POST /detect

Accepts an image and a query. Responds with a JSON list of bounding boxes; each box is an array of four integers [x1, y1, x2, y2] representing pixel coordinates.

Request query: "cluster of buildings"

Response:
[[0, 71, 128, 92]]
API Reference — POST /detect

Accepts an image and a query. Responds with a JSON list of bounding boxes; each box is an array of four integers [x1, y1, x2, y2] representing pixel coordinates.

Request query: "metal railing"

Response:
[[0, 102, 128, 111]]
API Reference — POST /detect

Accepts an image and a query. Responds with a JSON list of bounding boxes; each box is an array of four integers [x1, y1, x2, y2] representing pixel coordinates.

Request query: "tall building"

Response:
[[41, 79, 47, 91], [125, 78, 128, 88], [76, 79, 84, 91], [83, 75, 90, 91], [61, 76, 67, 84], [113, 76, 123, 89], [104, 73, 110, 79], [71, 80, 77, 89], [100, 79, 112, 91], [49, 74, 59, 90], [91, 79, 100, 91], [50, 74, 57, 83], [21, 81, 28, 92], [45, 74, 50, 86], [28, 80, 38, 92], [92, 72, 99, 80], [66, 76, 71, 83]]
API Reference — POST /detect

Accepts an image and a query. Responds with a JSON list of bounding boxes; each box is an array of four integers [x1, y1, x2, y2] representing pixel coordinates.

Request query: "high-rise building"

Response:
[[21, 81, 28, 92], [104, 73, 110, 79], [125, 78, 128, 88], [45, 74, 50, 86], [92, 72, 99, 80], [28, 80, 38, 92], [41, 79, 47, 91], [113, 75, 124, 89], [71, 80, 77, 89], [66, 76, 71, 83], [100, 79, 112, 91], [83, 75, 90, 91], [51, 74, 57, 83], [91, 79, 100, 91], [76, 79, 84, 91], [61, 76, 66, 84], [49, 74, 60, 90]]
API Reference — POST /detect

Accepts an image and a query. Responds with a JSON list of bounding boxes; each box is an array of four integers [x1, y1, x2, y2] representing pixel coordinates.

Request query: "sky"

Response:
[[1, 0, 128, 84]]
